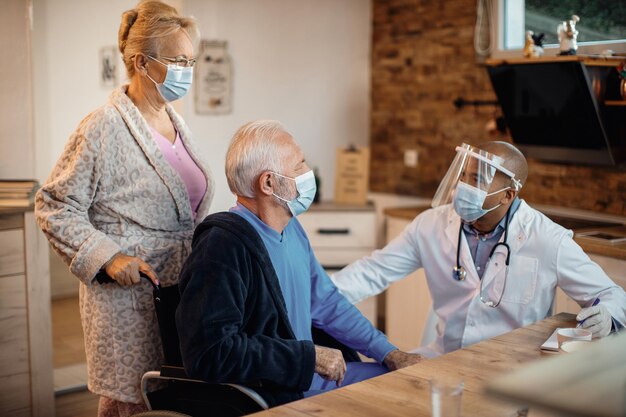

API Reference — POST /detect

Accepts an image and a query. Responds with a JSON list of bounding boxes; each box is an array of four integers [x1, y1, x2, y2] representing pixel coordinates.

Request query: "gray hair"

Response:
[[225, 120, 290, 198]]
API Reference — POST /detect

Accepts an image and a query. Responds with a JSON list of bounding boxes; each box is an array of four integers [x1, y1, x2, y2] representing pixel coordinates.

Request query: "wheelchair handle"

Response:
[[95, 271, 160, 293]]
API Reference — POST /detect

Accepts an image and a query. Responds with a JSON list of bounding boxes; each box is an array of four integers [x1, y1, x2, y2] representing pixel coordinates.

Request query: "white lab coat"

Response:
[[331, 200, 626, 358]]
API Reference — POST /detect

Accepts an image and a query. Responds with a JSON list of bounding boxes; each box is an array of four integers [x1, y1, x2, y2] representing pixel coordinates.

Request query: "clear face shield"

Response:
[[431, 143, 521, 222]]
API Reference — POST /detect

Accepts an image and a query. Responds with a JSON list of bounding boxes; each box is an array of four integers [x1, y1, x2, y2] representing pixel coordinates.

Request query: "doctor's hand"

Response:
[[383, 349, 424, 371], [103, 253, 159, 287], [577, 304, 612, 338], [314, 345, 346, 386]]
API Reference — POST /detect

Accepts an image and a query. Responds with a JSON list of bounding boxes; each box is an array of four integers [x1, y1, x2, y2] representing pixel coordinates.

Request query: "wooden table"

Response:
[[251, 313, 577, 417]]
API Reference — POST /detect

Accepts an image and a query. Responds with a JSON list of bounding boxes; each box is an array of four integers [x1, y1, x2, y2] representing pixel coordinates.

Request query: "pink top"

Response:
[[151, 128, 207, 220]]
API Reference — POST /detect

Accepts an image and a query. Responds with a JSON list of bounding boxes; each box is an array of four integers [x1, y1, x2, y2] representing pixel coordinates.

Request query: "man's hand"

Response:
[[104, 253, 159, 286], [314, 345, 346, 386], [577, 304, 612, 338], [383, 349, 424, 371]]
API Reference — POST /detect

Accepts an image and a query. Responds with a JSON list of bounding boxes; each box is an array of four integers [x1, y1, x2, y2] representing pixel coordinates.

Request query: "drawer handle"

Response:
[[317, 228, 350, 235], [321, 265, 348, 271]]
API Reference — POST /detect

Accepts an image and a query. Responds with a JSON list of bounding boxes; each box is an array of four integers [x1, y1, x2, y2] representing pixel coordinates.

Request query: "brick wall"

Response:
[[369, 0, 626, 216]]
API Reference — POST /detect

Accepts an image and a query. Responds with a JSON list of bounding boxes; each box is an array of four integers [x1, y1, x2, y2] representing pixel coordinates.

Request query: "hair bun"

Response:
[[118, 9, 139, 53]]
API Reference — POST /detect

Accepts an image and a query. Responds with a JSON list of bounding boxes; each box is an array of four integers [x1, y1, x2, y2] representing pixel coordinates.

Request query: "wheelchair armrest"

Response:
[[160, 365, 191, 380], [142, 368, 270, 412]]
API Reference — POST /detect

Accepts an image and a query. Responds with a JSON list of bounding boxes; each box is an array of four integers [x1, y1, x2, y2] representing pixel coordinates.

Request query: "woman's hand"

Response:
[[103, 253, 159, 286]]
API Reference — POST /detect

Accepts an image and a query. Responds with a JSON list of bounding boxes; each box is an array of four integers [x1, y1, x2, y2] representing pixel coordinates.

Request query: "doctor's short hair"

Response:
[[478, 141, 529, 189], [226, 120, 290, 198]]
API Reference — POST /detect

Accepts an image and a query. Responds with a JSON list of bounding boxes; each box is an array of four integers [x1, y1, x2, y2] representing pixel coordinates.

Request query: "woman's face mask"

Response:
[[453, 181, 510, 223], [272, 170, 316, 217], [146, 56, 193, 102]]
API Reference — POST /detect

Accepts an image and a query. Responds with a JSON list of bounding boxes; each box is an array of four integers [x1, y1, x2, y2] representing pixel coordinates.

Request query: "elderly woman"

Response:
[[35, 1, 213, 415]]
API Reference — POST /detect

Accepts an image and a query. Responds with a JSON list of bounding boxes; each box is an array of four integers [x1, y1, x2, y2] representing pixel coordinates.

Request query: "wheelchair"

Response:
[[106, 274, 361, 417]]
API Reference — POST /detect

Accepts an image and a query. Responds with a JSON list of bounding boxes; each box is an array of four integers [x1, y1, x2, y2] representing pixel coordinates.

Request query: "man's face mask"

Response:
[[146, 56, 193, 102], [453, 182, 511, 223], [271, 170, 316, 217]]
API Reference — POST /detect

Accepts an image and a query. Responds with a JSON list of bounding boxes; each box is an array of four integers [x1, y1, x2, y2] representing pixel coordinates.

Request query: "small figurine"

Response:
[[523, 31, 544, 58], [557, 15, 580, 56]]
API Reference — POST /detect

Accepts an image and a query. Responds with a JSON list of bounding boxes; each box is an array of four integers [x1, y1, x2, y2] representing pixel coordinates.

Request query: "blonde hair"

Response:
[[118, 1, 199, 77]]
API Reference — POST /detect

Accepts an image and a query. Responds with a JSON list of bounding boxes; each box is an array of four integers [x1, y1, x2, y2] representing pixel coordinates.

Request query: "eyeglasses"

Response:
[[155, 55, 197, 68]]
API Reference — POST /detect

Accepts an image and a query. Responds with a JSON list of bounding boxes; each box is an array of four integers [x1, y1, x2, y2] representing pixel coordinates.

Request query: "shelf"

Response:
[[486, 55, 625, 67], [604, 100, 626, 106]]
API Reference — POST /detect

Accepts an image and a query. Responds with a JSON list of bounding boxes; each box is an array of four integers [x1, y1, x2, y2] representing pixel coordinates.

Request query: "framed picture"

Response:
[[100, 46, 118, 89], [194, 40, 232, 114]]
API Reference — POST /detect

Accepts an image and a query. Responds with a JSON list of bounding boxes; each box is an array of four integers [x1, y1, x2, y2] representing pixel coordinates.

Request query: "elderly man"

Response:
[[332, 141, 626, 358], [176, 120, 421, 407]]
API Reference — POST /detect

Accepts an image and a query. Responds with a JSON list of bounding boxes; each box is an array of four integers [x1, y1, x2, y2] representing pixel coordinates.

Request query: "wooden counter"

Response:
[[251, 313, 578, 417], [383, 205, 626, 260], [574, 226, 626, 261], [486, 54, 626, 67], [308, 201, 375, 212]]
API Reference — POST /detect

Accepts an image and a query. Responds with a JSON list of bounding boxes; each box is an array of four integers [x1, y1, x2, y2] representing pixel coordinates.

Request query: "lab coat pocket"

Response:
[[481, 250, 508, 305], [501, 256, 538, 304]]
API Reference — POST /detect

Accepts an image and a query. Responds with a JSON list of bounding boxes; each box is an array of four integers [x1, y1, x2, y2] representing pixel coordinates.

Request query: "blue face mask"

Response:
[[272, 170, 316, 217], [146, 56, 193, 102], [453, 181, 510, 223]]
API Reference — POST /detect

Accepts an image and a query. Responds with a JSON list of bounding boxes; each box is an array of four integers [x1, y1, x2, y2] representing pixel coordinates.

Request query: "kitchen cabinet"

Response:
[[486, 56, 626, 166], [384, 216, 431, 351], [0, 208, 54, 416], [299, 202, 377, 326]]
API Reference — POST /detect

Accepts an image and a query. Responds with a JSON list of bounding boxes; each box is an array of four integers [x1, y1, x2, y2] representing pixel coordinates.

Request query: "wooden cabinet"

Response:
[[299, 202, 377, 325], [0, 209, 54, 417], [383, 216, 432, 352]]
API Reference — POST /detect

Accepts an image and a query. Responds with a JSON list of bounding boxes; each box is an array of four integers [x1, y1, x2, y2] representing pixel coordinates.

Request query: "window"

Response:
[[489, 0, 626, 57]]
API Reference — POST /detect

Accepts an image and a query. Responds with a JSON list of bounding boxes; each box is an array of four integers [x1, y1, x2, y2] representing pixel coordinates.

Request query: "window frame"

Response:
[[489, 0, 626, 59]]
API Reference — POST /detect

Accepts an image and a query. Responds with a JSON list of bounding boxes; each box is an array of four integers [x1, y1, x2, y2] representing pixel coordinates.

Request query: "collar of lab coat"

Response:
[[443, 201, 531, 283], [444, 201, 531, 250]]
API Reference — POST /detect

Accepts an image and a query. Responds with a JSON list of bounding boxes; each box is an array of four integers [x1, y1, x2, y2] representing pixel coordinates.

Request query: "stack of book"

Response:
[[0, 180, 39, 207]]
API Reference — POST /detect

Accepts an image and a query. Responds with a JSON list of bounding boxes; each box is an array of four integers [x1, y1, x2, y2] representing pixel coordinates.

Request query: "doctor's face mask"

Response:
[[431, 143, 521, 222]]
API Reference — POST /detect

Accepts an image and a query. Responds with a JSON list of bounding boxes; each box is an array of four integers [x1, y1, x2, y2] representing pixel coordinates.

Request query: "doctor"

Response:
[[332, 141, 626, 358]]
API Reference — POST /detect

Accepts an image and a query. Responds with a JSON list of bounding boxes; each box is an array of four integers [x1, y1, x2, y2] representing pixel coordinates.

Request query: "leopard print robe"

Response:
[[36, 85, 214, 403]]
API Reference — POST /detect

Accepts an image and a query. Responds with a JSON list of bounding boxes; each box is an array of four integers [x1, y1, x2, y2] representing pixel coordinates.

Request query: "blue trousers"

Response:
[[304, 362, 388, 397]]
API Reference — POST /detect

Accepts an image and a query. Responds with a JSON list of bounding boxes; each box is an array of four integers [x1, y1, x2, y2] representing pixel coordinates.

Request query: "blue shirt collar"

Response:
[[230, 202, 289, 243]]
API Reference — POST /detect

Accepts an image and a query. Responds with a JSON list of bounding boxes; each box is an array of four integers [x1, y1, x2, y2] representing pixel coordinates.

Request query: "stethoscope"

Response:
[[453, 206, 512, 307]]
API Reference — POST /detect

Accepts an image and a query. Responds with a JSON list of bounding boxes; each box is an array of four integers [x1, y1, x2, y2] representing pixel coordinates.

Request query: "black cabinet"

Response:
[[486, 57, 626, 166]]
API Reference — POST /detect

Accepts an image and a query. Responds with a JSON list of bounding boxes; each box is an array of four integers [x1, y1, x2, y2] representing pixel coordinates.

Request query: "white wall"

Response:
[[0, 0, 35, 179], [183, 0, 372, 211], [33, 0, 372, 213], [32, 0, 138, 181], [31, 0, 371, 296]]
